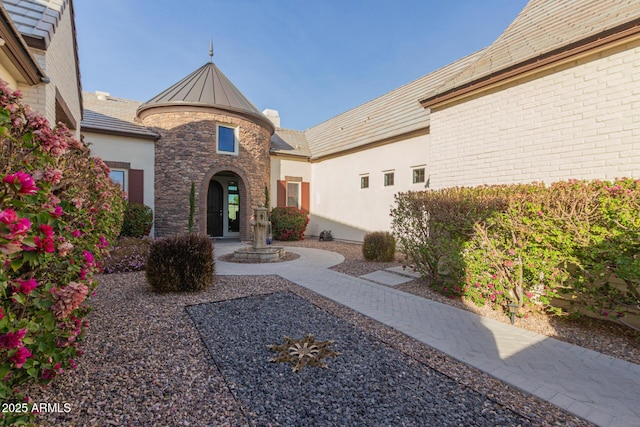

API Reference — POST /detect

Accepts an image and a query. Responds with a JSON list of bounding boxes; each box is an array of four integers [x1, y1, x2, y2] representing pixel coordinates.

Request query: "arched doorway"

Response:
[[207, 171, 242, 238]]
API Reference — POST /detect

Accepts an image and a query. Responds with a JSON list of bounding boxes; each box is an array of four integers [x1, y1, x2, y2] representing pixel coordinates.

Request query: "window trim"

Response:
[[109, 169, 127, 192], [360, 174, 369, 189], [383, 171, 395, 187], [286, 181, 301, 208], [412, 167, 426, 184], [216, 123, 239, 155]]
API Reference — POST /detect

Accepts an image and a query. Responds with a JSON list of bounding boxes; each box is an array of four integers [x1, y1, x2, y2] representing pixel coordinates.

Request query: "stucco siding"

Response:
[[84, 131, 155, 212], [309, 134, 429, 242], [429, 40, 640, 189], [270, 157, 312, 210]]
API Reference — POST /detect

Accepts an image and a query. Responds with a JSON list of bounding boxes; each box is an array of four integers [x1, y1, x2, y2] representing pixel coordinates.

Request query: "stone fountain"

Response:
[[233, 206, 285, 262]]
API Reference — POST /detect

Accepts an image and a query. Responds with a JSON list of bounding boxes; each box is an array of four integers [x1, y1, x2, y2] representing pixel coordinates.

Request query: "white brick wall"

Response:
[[429, 40, 640, 189]]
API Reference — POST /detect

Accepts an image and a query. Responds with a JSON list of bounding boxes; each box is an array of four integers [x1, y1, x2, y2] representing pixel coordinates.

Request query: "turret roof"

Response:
[[136, 61, 273, 132]]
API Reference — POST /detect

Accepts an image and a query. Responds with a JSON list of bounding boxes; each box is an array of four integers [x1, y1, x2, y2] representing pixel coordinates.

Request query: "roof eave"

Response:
[[136, 102, 275, 135], [82, 125, 160, 141], [0, 4, 46, 85], [269, 151, 312, 161], [420, 18, 640, 109], [310, 127, 429, 162]]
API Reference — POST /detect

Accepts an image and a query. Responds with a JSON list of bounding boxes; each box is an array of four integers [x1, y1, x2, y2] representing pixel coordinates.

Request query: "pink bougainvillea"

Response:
[[0, 79, 125, 423], [50, 282, 89, 319]]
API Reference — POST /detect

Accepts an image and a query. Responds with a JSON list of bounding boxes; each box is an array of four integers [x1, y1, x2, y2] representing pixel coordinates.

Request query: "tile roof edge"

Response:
[[420, 17, 640, 108]]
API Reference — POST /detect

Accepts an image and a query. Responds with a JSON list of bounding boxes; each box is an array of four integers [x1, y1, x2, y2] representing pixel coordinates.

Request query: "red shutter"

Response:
[[301, 182, 310, 213], [277, 180, 286, 207], [128, 169, 144, 204]]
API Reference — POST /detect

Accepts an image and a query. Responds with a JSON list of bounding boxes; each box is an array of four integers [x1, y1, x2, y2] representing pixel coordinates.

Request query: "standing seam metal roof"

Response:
[[136, 62, 271, 129]]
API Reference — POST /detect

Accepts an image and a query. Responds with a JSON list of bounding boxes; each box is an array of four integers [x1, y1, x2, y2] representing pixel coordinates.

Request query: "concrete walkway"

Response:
[[214, 241, 640, 427]]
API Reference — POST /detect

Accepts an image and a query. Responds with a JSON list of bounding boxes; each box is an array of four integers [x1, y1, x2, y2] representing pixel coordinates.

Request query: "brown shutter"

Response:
[[301, 182, 310, 213], [277, 180, 286, 207], [128, 169, 144, 204]]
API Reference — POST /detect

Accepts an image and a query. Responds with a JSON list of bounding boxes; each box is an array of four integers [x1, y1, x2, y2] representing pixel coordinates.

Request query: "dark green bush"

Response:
[[271, 207, 309, 241], [146, 233, 214, 292], [362, 231, 396, 262], [120, 202, 153, 238]]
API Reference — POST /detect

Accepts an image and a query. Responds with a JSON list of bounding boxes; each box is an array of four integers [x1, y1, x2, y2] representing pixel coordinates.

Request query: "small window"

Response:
[[413, 168, 425, 184], [287, 182, 300, 208], [109, 170, 125, 190], [384, 172, 394, 186], [360, 176, 369, 189], [217, 124, 237, 154]]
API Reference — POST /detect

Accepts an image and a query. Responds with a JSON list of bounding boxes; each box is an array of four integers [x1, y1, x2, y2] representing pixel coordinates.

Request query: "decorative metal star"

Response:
[[267, 334, 341, 372]]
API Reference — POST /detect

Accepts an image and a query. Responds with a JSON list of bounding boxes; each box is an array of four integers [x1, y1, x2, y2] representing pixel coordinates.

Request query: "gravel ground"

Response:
[[188, 292, 532, 426], [23, 238, 617, 426]]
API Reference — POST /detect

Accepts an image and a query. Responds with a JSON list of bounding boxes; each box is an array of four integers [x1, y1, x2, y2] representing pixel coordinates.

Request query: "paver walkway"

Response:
[[214, 241, 640, 427]]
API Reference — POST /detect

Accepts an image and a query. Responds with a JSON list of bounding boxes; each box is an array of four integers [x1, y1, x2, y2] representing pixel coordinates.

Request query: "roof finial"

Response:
[[209, 39, 214, 62]]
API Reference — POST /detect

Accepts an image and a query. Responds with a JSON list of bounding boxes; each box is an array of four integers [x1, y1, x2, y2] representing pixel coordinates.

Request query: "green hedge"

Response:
[[391, 179, 640, 323], [120, 202, 153, 238]]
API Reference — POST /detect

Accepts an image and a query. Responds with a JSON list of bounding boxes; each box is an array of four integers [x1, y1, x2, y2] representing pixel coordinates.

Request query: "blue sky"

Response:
[[75, 0, 530, 130]]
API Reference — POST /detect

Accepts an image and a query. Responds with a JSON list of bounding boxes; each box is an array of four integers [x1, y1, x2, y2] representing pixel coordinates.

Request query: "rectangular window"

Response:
[[384, 172, 394, 186], [413, 168, 425, 184], [217, 125, 237, 154], [109, 170, 125, 190], [360, 175, 369, 189], [287, 182, 300, 208]]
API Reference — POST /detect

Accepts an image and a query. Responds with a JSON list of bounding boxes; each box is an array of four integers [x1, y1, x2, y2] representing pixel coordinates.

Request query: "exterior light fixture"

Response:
[[508, 302, 519, 325]]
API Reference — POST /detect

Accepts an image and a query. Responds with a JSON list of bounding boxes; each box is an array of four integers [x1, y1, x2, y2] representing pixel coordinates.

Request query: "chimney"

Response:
[[262, 108, 280, 128], [96, 91, 110, 101]]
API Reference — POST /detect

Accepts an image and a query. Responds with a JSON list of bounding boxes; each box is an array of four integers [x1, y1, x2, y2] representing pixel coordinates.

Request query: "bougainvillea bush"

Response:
[[270, 207, 309, 241], [0, 82, 124, 424], [392, 180, 640, 325]]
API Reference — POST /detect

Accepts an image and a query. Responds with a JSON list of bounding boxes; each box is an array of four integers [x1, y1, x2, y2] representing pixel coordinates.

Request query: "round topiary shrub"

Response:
[[120, 202, 153, 238], [363, 231, 396, 262], [270, 207, 309, 241], [146, 233, 214, 292]]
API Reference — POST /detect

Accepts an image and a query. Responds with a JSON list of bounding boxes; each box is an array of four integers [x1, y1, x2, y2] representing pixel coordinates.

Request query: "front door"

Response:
[[207, 180, 223, 236]]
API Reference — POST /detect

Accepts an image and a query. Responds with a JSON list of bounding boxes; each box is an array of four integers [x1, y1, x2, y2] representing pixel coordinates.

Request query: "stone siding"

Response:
[[141, 109, 271, 240]]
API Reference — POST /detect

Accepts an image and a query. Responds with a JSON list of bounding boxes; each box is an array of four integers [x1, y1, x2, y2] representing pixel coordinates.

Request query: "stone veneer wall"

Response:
[[140, 108, 271, 240]]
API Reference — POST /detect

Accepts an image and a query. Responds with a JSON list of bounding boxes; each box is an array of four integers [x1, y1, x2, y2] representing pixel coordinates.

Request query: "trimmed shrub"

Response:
[[102, 237, 152, 274], [120, 202, 153, 238], [391, 180, 640, 325], [271, 207, 309, 241], [146, 233, 214, 292], [362, 231, 396, 262]]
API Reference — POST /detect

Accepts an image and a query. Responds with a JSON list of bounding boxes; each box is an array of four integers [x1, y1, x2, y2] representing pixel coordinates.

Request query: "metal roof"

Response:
[[421, 0, 640, 106], [136, 61, 273, 132], [82, 92, 159, 140]]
